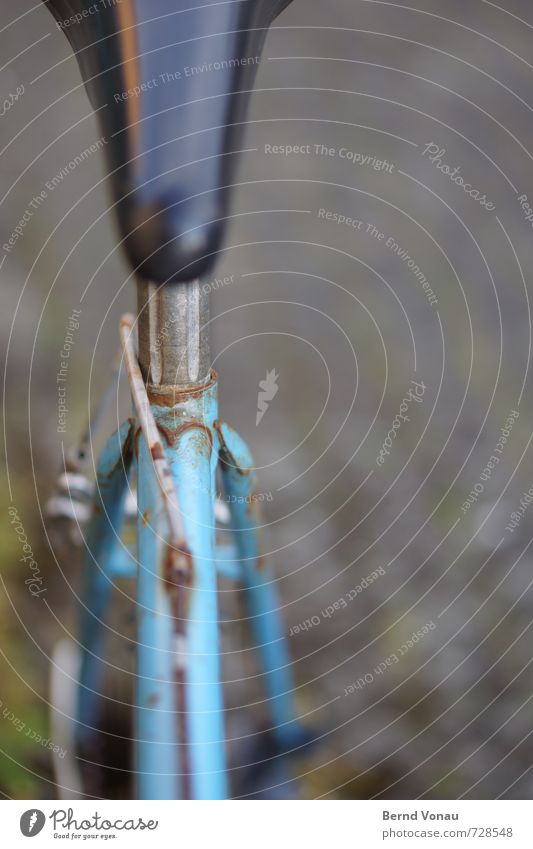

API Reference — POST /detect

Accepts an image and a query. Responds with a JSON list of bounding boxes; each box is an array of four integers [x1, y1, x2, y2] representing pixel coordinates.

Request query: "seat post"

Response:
[[136, 279, 210, 387]]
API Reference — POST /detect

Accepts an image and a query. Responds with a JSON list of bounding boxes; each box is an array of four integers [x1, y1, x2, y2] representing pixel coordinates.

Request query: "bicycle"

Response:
[[39, 0, 309, 799]]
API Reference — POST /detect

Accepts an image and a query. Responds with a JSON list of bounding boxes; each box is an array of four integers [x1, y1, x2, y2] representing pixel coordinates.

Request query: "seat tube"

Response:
[[168, 416, 227, 800], [135, 278, 227, 799]]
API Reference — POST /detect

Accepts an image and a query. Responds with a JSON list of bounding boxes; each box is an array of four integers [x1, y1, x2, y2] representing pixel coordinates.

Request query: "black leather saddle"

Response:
[[44, 0, 294, 281]]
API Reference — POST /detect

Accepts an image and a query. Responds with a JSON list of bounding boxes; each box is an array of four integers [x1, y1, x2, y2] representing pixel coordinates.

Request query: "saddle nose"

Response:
[[124, 191, 225, 282]]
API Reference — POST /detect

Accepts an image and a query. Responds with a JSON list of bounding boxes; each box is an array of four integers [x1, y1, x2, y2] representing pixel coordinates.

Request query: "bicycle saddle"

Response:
[[44, 0, 293, 282]]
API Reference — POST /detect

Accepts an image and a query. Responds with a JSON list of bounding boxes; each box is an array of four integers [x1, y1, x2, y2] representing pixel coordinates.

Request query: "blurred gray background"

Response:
[[2, 0, 533, 799]]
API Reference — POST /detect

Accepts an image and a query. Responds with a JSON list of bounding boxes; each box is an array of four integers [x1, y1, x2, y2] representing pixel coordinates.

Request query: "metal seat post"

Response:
[[136, 279, 210, 388]]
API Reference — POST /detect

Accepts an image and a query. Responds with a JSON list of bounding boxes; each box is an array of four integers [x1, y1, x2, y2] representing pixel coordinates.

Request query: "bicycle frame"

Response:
[[72, 291, 303, 800]]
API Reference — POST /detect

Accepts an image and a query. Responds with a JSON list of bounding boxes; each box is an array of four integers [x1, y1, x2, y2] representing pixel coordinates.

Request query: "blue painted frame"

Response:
[[75, 362, 302, 799]]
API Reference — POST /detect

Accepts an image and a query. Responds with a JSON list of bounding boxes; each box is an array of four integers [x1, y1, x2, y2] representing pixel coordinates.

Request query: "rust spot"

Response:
[[150, 442, 164, 461], [142, 508, 151, 526], [157, 423, 179, 448], [65, 456, 80, 474], [163, 543, 193, 592], [176, 667, 191, 800], [246, 492, 261, 521], [147, 370, 217, 406], [147, 692, 159, 707], [162, 541, 193, 800], [157, 421, 213, 452], [134, 426, 142, 457]]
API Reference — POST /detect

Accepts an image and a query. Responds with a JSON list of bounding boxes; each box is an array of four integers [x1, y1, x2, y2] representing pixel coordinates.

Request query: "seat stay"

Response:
[[76, 419, 133, 756], [165, 416, 228, 800], [217, 422, 302, 747]]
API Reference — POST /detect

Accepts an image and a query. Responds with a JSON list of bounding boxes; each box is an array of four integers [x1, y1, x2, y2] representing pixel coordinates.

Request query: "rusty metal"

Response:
[[163, 543, 192, 800], [157, 420, 214, 451], [146, 370, 217, 406], [136, 279, 210, 386], [120, 313, 188, 563]]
